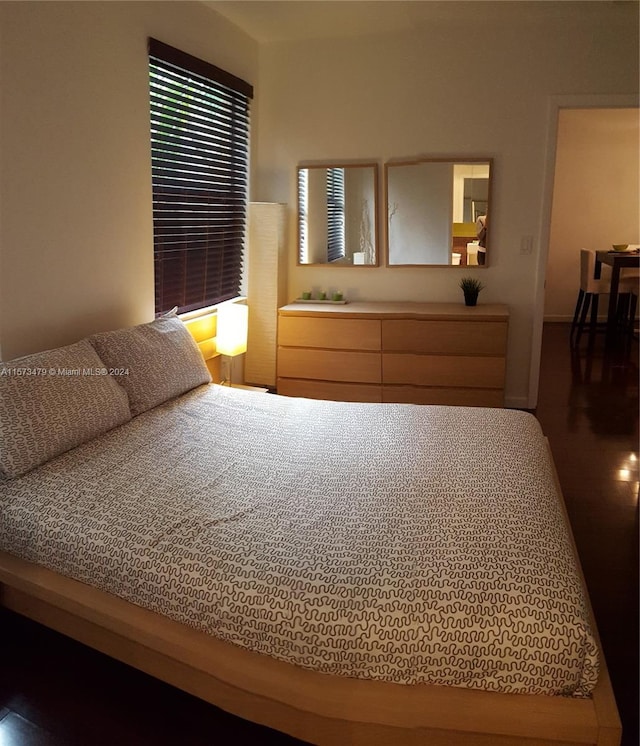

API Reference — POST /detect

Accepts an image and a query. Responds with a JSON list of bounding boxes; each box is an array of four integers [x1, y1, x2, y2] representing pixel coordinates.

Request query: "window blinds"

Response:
[[148, 39, 253, 315]]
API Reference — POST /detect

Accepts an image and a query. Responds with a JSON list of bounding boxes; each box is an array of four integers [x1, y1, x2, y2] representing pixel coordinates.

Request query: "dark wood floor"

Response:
[[1, 322, 638, 746], [535, 322, 638, 746]]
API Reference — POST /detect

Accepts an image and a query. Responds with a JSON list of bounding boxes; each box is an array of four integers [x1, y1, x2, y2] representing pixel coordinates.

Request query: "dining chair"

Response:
[[570, 249, 637, 346], [616, 252, 639, 336]]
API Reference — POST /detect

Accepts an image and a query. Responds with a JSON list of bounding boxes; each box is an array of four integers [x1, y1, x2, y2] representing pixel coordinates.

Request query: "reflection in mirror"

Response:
[[298, 163, 378, 266], [385, 159, 491, 267]]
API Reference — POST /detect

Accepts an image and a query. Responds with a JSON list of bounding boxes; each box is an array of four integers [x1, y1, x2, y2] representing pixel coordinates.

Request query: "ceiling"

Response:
[[204, 1, 620, 44]]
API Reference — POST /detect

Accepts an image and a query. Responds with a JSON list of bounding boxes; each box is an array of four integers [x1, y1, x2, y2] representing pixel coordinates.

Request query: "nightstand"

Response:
[[217, 383, 269, 393]]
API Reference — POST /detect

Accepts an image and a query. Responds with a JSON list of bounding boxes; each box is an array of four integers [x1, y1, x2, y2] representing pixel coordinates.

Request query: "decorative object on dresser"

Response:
[[244, 202, 288, 388], [459, 276, 485, 306], [295, 293, 347, 305], [277, 302, 508, 406]]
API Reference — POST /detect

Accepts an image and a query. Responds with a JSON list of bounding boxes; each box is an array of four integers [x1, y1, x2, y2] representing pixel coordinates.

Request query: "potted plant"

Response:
[[459, 277, 484, 307]]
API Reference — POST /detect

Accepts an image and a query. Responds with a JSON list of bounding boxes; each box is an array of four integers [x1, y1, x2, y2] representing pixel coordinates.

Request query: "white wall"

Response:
[[0, 1, 258, 361], [253, 1, 639, 407], [544, 108, 640, 321]]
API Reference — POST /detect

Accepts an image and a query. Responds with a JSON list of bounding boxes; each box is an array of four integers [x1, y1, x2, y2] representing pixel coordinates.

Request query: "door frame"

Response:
[[528, 93, 639, 409]]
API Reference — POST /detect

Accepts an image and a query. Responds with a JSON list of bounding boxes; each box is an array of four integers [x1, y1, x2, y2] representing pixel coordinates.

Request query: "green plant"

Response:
[[459, 277, 484, 293], [459, 276, 484, 306]]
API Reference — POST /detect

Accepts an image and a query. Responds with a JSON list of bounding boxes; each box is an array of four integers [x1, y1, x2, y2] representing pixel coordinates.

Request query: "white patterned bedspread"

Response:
[[0, 385, 598, 696]]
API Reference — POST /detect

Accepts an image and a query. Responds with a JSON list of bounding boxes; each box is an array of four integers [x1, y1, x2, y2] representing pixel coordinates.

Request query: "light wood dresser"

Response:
[[277, 302, 509, 407]]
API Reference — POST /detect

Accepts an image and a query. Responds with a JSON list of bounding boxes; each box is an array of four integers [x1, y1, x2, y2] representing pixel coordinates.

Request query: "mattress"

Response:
[[0, 385, 598, 697]]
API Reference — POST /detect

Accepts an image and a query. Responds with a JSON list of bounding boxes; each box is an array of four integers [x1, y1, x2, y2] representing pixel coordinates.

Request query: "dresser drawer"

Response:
[[383, 353, 505, 389], [277, 378, 382, 402], [278, 348, 381, 383], [278, 316, 381, 351], [383, 386, 504, 407], [382, 319, 507, 356]]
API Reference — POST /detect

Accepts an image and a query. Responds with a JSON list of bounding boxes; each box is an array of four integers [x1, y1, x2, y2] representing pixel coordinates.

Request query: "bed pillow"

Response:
[[88, 316, 211, 416], [0, 339, 132, 479]]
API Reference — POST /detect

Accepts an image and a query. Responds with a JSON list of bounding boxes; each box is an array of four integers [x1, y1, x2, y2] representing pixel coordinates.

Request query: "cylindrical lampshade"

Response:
[[216, 303, 248, 357]]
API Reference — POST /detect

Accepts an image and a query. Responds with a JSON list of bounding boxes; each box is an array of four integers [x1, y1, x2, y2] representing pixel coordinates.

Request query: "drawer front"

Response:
[[278, 348, 381, 383], [278, 316, 381, 351], [277, 378, 382, 402], [383, 385, 504, 407], [382, 319, 507, 356], [383, 353, 505, 389]]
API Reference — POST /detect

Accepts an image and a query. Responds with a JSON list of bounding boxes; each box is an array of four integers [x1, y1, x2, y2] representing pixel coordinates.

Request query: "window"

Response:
[[148, 39, 253, 315]]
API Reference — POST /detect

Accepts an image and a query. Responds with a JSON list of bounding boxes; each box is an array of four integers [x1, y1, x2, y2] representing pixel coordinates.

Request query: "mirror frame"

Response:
[[297, 162, 380, 267], [384, 157, 493, 268]]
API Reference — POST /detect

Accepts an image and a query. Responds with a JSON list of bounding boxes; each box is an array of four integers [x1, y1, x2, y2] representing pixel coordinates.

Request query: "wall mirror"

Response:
[[297, 163, 379, 266], [385, 158, 492, 267]]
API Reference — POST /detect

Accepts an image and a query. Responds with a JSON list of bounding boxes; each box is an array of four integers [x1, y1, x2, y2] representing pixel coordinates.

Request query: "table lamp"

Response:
[[216, 303, 248, 385]]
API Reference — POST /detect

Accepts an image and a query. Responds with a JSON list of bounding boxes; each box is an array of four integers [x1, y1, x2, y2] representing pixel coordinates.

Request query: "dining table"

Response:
[[595, 249, 640, 341]]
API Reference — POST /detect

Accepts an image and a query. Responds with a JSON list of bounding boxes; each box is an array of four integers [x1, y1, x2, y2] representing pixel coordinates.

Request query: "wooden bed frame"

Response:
[[0, 444, 621, 746]]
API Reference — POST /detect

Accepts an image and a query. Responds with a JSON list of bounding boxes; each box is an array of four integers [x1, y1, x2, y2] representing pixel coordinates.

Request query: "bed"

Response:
[[0, 316, 621, 745]]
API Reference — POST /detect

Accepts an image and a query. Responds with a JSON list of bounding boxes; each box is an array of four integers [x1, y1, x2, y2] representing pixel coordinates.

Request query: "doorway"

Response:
[[545, 108, 639, 322], [528, 96, 639, 408]]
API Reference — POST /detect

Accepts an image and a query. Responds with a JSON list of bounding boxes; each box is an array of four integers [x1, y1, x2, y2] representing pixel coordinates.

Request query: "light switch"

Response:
[[520, 235, 534, 255]]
